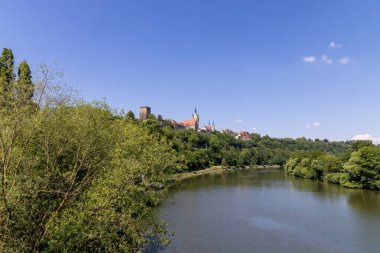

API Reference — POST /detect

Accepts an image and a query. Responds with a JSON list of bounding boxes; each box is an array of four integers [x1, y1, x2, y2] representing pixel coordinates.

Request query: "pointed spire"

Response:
[[195, 107, 197, 113]]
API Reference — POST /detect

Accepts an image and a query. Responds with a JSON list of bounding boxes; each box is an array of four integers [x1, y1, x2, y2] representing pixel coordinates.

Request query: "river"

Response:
[[158, 168, 380, 253]]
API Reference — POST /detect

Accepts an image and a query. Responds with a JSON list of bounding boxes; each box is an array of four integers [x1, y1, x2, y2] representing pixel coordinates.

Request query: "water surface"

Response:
[[159, 168, 380, 253]]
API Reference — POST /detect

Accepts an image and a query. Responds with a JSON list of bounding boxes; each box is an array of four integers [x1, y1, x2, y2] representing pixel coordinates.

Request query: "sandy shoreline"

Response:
[[176, 165, 281, 181]]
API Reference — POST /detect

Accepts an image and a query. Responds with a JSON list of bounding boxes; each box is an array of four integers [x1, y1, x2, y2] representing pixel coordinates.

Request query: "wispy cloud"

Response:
[[302, 56, 316, 63], [329, 41, 342, 49], [252, 127, 256, 131], [352, 134, 380, 145], [339, 57, 350, 64], [306, 122, 321, 128], [321, 55, 333, 64], [235, 119, 243, 123]]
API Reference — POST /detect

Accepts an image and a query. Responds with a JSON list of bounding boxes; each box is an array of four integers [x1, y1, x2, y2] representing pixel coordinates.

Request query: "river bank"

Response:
[[176, 165, 281, 181]]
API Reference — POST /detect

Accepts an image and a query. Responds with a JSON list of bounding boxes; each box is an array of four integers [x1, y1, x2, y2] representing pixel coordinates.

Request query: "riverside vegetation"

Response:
[[285, 140, 380, 190], [0, 48, 364, 252]]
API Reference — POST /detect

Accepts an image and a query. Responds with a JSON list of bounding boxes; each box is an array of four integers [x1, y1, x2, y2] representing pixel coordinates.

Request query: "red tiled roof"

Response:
[[183, 119, 196, 126], [239, 131, 251, 138]]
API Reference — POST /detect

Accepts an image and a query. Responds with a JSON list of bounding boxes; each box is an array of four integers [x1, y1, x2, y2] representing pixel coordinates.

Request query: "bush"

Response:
[[323, 173, 349, 185], [343, 146, 380, 189]]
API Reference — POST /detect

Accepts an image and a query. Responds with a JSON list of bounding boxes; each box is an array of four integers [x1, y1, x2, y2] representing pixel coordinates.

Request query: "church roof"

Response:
[[183, 118, 197, 126], [202, 125, 213, 131]]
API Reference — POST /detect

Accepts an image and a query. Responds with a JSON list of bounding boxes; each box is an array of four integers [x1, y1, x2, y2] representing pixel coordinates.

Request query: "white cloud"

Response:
[[252, 127, 256, 131], [329, 41, 342, 49], [352, 134, 380, 145], [302, 56, 316, 63], [235, 119, 243, 123], [306, 122, 321, 129], [321, 55, 333, 64], [339, 57, 350, 64], [352, 134, 372, 141]]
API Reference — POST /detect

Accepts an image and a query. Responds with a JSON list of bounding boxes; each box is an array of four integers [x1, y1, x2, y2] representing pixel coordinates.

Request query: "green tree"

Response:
[[148, 114, 156, 120], [0, 48, 15, 107], [222, 149, 239, 166], [16, 61, 34, 105], [185, 149, 209, 170], [125, 110, 135, 120], [46, 122, 183, 252], [343, 146, 380, 189], [1, 102, 118, 252]]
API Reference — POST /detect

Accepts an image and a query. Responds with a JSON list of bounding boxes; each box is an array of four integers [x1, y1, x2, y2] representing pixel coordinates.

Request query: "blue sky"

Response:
[[1, 0, 380, 142]]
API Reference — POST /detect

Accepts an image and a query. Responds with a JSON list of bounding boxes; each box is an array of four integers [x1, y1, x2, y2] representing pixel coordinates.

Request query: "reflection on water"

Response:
[[347, 190, 380, 214], [159, 168, 380, 253], [286, 174, 380, 215]]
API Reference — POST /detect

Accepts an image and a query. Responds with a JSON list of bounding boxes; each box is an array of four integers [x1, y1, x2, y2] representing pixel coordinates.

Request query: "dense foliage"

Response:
[[141, 119, 351, 170], [0, 48, 354, 252], [285, 140, 380, 190], [0, 49, 182, 252]]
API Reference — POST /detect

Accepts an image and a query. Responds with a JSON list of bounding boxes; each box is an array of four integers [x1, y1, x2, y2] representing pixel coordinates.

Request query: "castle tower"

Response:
[[192, 107, 199, 131], [139, 106, 151, 121]]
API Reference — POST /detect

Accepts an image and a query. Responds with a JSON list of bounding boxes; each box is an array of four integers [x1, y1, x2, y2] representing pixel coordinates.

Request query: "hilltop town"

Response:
[[138, 106, 252, 141]]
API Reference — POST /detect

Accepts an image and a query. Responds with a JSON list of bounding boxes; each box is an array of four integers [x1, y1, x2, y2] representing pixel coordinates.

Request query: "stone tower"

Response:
[[192, 107, 199, 131], [139, 106, 151, 121]]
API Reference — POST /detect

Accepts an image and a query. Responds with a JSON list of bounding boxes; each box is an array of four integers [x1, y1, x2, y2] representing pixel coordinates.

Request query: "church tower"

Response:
[[192, 108, 199, 131]]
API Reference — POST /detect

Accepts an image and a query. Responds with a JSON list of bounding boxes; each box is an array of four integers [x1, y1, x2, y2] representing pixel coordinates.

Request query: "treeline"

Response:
[[132, 114, 352, 171], [285, 141, 380, 190]]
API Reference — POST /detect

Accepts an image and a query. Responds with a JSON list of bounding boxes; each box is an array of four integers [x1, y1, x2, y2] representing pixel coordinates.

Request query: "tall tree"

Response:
[[0, 48, 15, 107], [16, 60, 34, 105], [125, 110, 135, 120]]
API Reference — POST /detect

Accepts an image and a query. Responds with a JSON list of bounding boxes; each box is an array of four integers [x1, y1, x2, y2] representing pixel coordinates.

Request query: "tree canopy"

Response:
[[285, 141, 380, 190]]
